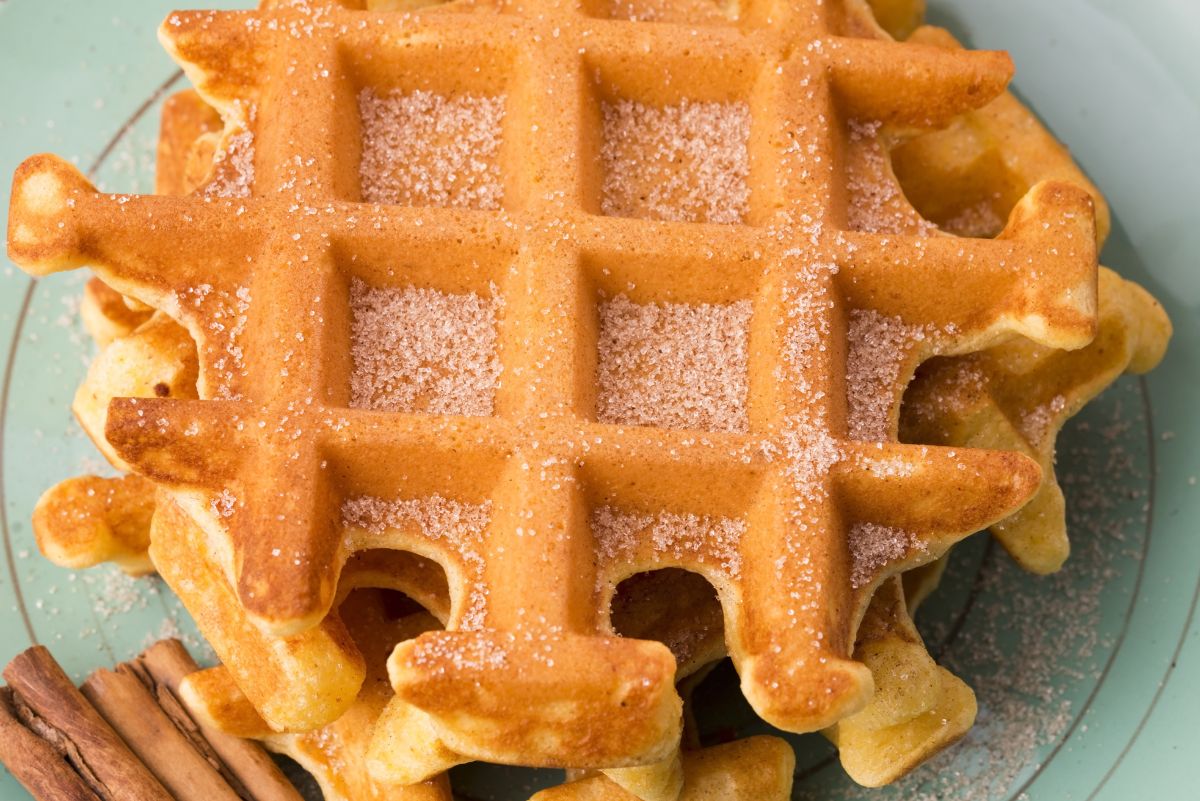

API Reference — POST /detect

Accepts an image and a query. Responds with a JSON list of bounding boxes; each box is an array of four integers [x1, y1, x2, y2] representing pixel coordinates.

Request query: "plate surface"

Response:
[[1, 2, 1197, 799]]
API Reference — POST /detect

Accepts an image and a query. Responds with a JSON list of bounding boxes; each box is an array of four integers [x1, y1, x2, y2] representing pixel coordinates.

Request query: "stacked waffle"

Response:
[[8, 0, 1170, 799]]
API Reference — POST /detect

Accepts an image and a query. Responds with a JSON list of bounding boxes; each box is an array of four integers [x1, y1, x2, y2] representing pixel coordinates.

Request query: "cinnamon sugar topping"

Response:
[[848, 522, 920, 589], [342, 494, 493, 629], [204, 130, 255, 199], [596, 295, 751, 432], [349, 278, 502, 417], [592, 506, 746, 579], [601, 98, 751, 224], [358, 88, 505, 210], [846, 309, 927, 441], [847, 119, 937, 236]]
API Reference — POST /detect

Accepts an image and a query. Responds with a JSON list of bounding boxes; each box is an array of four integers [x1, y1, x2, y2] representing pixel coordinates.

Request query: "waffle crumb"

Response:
[[349, 278, 502, 417], [600, 98, 750, 224], [358, 88, 505, 210], [596, 294, 751, 432]]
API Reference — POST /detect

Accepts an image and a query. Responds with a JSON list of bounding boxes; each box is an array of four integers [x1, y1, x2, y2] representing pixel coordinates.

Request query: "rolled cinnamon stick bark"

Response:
[[137, 640, 303, 801], [0, 687, 102, 801], [2, 647, 172, 801], [82, 665, 242, 801]]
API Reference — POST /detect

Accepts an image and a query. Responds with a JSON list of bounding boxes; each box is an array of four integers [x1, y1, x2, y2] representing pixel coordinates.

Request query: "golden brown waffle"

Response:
[[862, 0, 925, 41], [8, 0, 1103, 780], [903, 266, 1171, 572], [32, 474, 157, 575], [588, 11, 1162, 785], [890, 27, 1170, 573], [73, 311, 198, 471], [529, 737, 795, 801], [80, 276, 154, 348], [593, 18, 1169, 786], [179, 539, 755, 801], [824, 578, 973, 785], [894, 26, 1111, 246], [27, 11, 1165, 798], [183, 577, 454, 801], [604, 568, 972, 787], [156, 89, 225, 199]]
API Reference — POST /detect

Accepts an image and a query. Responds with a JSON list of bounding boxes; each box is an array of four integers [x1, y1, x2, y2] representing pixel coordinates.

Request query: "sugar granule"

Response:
[[349, 278, 502, 417], [592, 506, 746, 580], [848, 522, 920, 589], [596, 294, 751, 433], [358, 88, 505, 210], [846, 309, 927, 441], [343, 493, 492, 629], [601, 98, 750, 224], [846, 119, 937, 236], [204, 129, 255, 199]]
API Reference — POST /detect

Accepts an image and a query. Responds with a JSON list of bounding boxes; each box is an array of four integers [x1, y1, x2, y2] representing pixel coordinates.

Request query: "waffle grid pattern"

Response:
[[8, 0, 1096, 771]]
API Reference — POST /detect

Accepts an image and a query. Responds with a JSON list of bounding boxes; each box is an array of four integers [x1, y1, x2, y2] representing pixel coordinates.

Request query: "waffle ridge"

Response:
[[7, 0, 1099, 775]]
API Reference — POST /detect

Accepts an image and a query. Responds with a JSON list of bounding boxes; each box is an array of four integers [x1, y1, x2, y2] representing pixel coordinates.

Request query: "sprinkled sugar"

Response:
[[358, 88, 505, 210], [342, 494, 491, 541], [848, 522, 921, 589], [601, 98, 750, 224], [349, 278, 502, 417], [596, 294, 751, 433], [592, 506, 746, 580], [846, 309, 927, 442], [204, 129, 255, 199], [846, 119, 937, 236], [1021, 393, 1068, 442]]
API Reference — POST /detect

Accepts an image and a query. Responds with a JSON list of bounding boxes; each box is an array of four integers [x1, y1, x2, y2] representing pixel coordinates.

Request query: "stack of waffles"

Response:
[[9, 0, 1171, 798]]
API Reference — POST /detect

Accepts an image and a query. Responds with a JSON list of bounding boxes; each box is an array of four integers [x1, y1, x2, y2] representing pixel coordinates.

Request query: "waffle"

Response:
[[602, 18, 1170, 788], [903, 265, 1171, 572], [181, 558, 741, 801], [9, 0, 1104, 783], [607, 565, 972, 788], [530, 737, 795, 801], [73, 310, 198, 471], [15, 9, 1168, 800], [80, 276, 154, 348], [894, 25, 1112, 247], [184, 569, 454, 801], [824, 577, 973, 785], [581, 13, 1167, 788], [33, 474, 157, 576], [863, 0, 925, 41], [891, 27, 1171, 573], [156, 88, 226, 200]]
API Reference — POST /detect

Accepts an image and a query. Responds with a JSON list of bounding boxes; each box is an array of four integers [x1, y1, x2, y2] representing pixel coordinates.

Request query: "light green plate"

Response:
[[1, 2, 1196, 799]]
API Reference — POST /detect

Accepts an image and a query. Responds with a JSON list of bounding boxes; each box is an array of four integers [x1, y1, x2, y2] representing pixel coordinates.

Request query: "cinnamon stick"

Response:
[[137, 640, 303, 801], [2, 647, 172, 801], [81, 666, 242, 801], [0, 687, 102, 801]]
